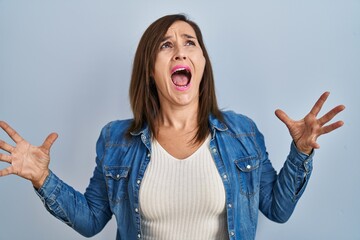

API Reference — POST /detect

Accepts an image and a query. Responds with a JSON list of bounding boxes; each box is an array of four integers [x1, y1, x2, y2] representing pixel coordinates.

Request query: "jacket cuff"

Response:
[[288, 141, 314, 173], [34, 170, 62, 202]]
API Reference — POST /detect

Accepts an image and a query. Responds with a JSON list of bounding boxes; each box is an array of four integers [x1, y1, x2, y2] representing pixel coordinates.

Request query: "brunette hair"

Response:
[[128, 14, 223, 143]]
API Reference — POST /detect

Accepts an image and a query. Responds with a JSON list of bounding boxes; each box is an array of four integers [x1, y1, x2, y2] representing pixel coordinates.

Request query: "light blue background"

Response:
[[1, 1, 359, 239]]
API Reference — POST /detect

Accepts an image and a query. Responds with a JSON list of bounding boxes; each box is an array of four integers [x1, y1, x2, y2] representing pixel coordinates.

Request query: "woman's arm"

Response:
[[0, 121, 112, 237], [259, 92, 345, 222]]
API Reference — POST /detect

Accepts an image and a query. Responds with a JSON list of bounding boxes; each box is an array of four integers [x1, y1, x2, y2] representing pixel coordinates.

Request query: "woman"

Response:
[[0, 14, 345, 240]]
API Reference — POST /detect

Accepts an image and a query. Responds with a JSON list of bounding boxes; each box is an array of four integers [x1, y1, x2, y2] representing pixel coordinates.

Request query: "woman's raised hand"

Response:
[[0, 121, 58, 189], [275, 92, 345, 155]]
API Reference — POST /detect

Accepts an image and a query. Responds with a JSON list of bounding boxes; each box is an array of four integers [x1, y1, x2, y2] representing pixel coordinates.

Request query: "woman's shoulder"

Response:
[[104, 118, 133, 130], [99, 119, 134, 143], [220, 110, 258, 134]]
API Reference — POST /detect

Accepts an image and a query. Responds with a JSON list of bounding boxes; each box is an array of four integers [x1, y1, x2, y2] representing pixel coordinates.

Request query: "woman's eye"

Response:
[[160, 42, 172, 49], [185, 40, 196, 46]]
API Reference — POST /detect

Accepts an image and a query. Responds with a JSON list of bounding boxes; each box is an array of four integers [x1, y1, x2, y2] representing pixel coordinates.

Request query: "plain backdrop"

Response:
[[1, 1, 359, 239]]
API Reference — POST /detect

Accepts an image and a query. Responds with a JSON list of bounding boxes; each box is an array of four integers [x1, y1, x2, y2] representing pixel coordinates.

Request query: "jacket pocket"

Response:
[[104, 166, 130, 203], [235, 155, 260, 197]]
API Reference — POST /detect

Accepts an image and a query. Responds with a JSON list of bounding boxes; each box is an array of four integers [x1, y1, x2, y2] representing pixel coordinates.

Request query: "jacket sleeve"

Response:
[[256, 126, 314, 223], [35, 125, 112, 237]]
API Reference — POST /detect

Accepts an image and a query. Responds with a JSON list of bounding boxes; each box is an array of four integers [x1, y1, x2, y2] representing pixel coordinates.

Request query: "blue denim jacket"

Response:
[[36, 111, 313, 240]]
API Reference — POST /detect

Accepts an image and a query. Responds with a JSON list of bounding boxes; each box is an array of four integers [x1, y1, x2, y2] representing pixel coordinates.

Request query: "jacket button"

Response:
[[135, 208, 139, 213], [246, 165, 251, 170]]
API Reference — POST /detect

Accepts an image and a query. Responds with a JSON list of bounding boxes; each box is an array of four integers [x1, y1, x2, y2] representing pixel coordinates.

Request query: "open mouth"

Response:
[[171, 67, 192, 88]]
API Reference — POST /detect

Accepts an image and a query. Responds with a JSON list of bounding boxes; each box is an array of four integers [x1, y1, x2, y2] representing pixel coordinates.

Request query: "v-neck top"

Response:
[[138, 135, 228, 240]]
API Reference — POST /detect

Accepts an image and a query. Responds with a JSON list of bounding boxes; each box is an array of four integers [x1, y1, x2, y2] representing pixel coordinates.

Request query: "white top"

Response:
[[139, 136, 228, 240]]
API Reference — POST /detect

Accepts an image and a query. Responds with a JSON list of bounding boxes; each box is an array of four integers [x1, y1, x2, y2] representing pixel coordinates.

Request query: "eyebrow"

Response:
[[161, 34, 196, 42]]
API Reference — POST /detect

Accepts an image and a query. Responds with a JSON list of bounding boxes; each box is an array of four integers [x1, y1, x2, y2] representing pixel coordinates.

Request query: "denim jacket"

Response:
[[36, 111, 313, 240]]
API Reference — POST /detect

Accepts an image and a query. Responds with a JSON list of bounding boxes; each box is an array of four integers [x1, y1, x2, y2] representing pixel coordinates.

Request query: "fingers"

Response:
[[321, 120, 345, 135], [309, 91, 330, 117], [0, 166, 15, 177], [318, 104, 346, 126], [275, 109, 293, 128], [0, 140, 14, 153], [41, 133, 58, 152], [310, 141, 320, 150], [0, 121, 24, 143], [0, 153, 11, 163]]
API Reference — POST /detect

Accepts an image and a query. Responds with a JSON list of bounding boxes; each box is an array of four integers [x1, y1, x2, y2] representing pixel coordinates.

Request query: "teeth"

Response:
[[173, 68, 187, 74]]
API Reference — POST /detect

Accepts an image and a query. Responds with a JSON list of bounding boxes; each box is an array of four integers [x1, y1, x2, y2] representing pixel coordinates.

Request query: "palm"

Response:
[[10, 140, 50, 180], [0, 121, 58, 187], [275, 92, 345, 154]]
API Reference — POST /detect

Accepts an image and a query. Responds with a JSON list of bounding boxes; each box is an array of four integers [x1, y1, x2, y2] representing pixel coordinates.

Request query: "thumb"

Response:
[[275, 109, 292, 128], [41, 132, 58, 152]]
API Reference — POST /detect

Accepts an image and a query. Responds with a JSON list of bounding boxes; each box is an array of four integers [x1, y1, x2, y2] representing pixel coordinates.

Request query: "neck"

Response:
[[157, 103, 199, 131]]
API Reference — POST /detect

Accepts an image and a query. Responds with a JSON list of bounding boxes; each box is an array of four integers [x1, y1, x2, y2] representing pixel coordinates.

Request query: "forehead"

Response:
[[165, 21, 197, 37]]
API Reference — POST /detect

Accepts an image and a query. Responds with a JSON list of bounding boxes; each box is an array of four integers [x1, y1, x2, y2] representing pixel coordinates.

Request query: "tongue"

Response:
[[171, 74, 189, 86]]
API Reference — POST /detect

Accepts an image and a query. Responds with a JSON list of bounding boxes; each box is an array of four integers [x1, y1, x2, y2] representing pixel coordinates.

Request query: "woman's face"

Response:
[[152, 21, 206, 110]]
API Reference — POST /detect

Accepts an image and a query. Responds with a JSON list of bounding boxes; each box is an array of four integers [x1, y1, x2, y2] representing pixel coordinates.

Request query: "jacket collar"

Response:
[[130, 123, 150, 137], [209, 113, 228, 132], [130, 113, 228, 138]]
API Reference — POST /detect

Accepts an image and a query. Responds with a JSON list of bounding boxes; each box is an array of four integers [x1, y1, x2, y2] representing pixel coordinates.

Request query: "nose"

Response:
[[173, 46, 187, 61], [175, 55, 186, 60]]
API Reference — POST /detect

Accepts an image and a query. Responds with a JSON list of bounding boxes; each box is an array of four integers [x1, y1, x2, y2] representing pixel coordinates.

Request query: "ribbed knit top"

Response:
[[139, 136, 228, 240]]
